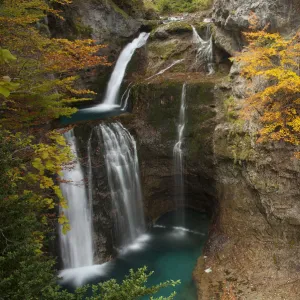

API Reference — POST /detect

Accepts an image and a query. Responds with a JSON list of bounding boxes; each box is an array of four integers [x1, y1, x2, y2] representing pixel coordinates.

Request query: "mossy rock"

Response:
[[152, 21, 192, 38], [148, 39, 182, 60], [141, 20, 163, 32], [185, 83, 216, 161]]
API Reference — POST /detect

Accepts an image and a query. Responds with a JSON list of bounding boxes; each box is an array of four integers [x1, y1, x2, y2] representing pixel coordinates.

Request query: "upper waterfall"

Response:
[[59, 130, 93, 269], [99, 122, 145, 248], [191, 25, 214, 75], [102, 32, 150, 106]]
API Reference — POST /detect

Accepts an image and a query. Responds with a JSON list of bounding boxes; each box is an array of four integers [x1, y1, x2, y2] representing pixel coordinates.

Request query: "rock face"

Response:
[[213, 0, 300, 33], [194, 80, 300, 299], [50, 0, 143, 42], [212, 0, 300, 55], [120, 79, 217, 221], [193, 1, 300, 298]]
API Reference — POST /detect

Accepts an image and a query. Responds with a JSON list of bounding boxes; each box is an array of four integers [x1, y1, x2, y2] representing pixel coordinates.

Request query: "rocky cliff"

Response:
[[193, 1, 300, 299], [213, 0, 300, 55]]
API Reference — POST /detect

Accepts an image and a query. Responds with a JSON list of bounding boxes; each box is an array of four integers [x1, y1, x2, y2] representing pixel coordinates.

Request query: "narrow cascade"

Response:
[[173, 83, 187, 225], [99, 122, 145, 248], [59, 130, 93, 269], [191, 25, 214, 75], [102, 32, 150, 107], [146, 59, 185, 81]]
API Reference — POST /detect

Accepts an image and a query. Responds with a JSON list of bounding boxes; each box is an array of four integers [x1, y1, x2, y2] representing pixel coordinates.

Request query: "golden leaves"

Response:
[[236, 26, 300, 156]]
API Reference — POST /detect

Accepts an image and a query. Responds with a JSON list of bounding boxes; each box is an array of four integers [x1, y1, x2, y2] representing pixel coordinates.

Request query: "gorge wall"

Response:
[[193, 0, 300, 299]]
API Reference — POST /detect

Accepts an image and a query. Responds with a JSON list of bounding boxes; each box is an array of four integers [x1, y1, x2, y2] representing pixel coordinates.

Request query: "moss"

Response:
[[73, 18, 93, 37], [131, 82, 181, 141], [148, 40, 180, 60], [153, 0, 213, 13], [142, 20, 162, 31], [112, 0, 146, 18], [108, 0, 130, 19], [185, 83, 216, 160], [165, 21, 192, 34]]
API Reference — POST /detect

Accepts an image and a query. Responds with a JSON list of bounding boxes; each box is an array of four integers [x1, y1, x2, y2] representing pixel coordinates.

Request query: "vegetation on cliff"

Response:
[[234, 14, 300, 158]]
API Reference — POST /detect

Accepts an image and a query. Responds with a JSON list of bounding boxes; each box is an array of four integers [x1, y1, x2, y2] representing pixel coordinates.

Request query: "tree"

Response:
[[234, 14, 300, 158], [0, 0, 109, 129]]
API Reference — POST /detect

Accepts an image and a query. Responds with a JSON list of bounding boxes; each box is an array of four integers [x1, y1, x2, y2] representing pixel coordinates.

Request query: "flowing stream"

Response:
[[59, 130, 93, 269], [191, 25, 214, 74], [100, 122, 145, 248], [102, 32, 150, 107], [173, 84, 187, 225], [60, 32, 150, 125]]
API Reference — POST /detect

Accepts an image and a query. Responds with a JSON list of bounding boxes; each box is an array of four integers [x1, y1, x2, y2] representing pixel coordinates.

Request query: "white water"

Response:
[[162, 16, 185, 24], [59, 130, 93, 269], [173, 84, 187, 223], [102, 32, 150, 106], [100, 122, 145, 248], [146, 59, 185, 81], [78, 33, 149, 115], [191, 25, 214, 75], [120, 84, 132, 111], [87, 131, 93, 211]]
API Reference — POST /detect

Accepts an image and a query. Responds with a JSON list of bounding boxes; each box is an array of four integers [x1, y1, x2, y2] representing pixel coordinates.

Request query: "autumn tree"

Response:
[[234, 14, 300, 158], [0, 0, 110, 129], [235, 15, 300, 158], [0, 0, 107, 297]]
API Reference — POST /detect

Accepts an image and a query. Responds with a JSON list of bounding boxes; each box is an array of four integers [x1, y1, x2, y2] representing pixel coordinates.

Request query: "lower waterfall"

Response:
[[173, 83, 187, 225], [99, 122, 145, 248], [59, 130, 93, 269]]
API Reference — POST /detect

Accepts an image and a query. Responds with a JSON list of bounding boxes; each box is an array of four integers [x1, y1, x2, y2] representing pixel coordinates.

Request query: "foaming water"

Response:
[[60, 33, 149, 125], [59, 263, 112, 287], [119, 234, 151, 255], [102, 32, 150, 106], [60, 210, 209, 300], [59, 130, 93, 269], [154, 225, 205, 236], [172, 226, 205, 236], [99, 122, 145, 247], [191, 25, 214, 74]]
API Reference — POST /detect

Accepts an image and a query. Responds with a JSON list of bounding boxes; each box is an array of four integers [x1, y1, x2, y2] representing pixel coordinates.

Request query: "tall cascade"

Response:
[[173, 84, 187, 224], [100, 122, 145, 247], [102, 32, 150, 107], [59, 130, 93, 269], [191, 25, 214, 75]]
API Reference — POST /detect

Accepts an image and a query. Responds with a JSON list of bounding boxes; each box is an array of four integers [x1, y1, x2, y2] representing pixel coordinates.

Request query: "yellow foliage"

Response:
[[235, 25, 300, 156]]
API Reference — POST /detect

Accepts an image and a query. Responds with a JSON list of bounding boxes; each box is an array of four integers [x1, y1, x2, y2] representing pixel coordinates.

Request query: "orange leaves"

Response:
[[236, 25, 300, 155], [43, 39, 109, 73], [0, 0, 111, 129]]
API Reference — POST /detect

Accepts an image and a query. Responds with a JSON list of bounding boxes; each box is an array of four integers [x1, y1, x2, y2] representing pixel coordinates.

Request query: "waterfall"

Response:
[[120, 84, 132, 111], [173, 84, 187, 224], [99, 122, 145, 248], [102, 32, 150, 106], [191, 25, 214, 75], [146, 59, 185, 81], [59, 130, 93, 269]]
